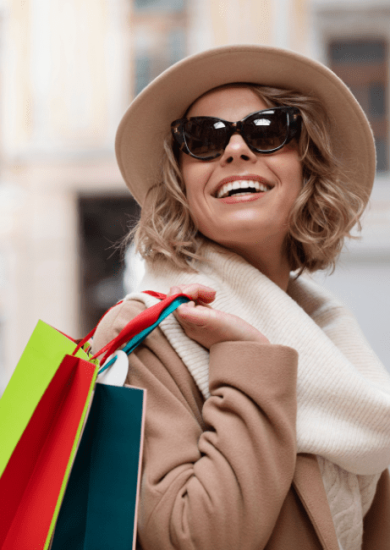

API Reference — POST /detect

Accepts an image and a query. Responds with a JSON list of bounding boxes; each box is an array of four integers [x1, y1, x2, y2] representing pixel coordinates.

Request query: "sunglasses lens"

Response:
[[183, 118, 229, 159], [243, 110, 288, 151], [177, 108, 298, 159]]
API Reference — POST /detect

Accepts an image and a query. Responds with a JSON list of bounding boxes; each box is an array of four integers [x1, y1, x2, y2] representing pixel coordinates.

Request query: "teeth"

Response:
[[217, 180, 270, 199]]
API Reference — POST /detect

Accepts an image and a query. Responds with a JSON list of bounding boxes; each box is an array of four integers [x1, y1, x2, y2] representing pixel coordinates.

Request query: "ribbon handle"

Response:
[[93, 293, 190, 366], [72, 291, 175, 358], [72, 300, 124, 357], [98, 294, 189, 374]]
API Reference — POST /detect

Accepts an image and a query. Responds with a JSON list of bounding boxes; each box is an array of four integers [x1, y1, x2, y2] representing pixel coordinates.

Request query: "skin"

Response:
[[168, 86, 304, 349]]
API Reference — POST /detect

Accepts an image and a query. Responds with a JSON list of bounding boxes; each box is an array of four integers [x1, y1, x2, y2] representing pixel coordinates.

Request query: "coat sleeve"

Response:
[[362, 468, 390, 549], [92, 300, 299, 550]]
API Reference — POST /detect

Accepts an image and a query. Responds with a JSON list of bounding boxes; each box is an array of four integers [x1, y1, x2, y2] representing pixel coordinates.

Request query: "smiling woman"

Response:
[[178, 86, 303, 289], [92, 45, 390, 550], [128, 81, 366, 280]]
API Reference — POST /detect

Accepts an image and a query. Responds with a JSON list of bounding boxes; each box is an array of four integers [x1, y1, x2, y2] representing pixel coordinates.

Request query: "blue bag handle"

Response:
[[98, 295, 189, 375]]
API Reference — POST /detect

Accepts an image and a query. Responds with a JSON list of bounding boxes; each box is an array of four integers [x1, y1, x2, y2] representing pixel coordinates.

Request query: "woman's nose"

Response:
[[219, 134, 257, 165]]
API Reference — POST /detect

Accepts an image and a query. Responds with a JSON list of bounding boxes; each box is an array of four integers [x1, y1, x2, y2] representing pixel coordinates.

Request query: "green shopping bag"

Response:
[[0, 320, 98, 550]]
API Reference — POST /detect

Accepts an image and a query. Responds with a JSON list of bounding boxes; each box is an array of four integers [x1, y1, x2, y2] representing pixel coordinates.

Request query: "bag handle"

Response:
[[73, 291, 191, 367], [98, 294, 189, 373], [71, 300, 124, 356], [93, 292, 190, 366], [72, 291, 168, 357]]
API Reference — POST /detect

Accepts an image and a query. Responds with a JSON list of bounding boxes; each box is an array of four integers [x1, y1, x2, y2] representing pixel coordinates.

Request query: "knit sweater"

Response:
[[125, 242, 390, 550]]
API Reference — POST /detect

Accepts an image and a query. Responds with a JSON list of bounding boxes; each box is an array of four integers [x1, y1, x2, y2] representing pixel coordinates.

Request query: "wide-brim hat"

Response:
[[115, 44, 376, 207]]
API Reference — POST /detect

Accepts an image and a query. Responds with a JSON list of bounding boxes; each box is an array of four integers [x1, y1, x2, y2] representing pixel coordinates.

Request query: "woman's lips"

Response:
[[217, 193, 267, 204], [213, 174, 273, 198]]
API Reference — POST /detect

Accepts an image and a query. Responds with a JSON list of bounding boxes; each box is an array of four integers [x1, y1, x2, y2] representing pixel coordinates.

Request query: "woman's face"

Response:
[[180, 86, 303, 262]]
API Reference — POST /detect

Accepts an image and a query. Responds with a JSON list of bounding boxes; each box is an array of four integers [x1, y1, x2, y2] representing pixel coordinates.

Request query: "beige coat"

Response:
[[92, 300, 390, 550]]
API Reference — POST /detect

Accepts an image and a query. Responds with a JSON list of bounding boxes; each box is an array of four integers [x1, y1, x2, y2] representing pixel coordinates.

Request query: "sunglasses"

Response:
[[171, 106, 302, 160]]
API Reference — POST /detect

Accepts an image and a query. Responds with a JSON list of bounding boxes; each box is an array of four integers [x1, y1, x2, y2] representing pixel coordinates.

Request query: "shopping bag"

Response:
[[51, 292, 190, 550], [50, 379, 145, 550], [0, 320, 98, 550]]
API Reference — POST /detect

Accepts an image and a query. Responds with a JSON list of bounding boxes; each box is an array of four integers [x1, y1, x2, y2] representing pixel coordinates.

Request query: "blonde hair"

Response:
[[124, 84, 368, 275]]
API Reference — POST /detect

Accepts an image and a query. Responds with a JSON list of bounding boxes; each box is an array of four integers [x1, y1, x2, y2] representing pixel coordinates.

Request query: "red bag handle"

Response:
[[92, 292, 190, 365], [72, 300, 124, 356], [73, 291, 188, 365]]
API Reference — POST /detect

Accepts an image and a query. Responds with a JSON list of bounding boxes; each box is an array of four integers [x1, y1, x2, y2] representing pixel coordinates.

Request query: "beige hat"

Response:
[[115, 44, 376, 206]]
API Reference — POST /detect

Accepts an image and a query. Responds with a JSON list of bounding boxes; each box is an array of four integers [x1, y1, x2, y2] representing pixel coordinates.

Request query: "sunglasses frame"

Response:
[[171, 106, 302, 160]]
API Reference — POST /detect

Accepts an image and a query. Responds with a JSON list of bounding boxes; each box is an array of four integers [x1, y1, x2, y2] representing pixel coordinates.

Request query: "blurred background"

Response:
[[0, 0, 389, 392]]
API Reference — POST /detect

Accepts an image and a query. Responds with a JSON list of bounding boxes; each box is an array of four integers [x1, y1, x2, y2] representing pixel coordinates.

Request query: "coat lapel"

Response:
[[293, 454, 340, 550]]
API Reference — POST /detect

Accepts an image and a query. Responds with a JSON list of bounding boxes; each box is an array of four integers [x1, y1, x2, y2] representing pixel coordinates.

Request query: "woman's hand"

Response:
[[168, 284, 270, 349]]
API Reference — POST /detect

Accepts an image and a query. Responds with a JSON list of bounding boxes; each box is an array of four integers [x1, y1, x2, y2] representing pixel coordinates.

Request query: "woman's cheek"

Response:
[[187, 197, 204, 230]]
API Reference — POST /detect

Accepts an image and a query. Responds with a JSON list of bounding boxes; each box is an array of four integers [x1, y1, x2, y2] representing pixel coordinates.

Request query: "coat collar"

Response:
[[293, 454, 339, 550]]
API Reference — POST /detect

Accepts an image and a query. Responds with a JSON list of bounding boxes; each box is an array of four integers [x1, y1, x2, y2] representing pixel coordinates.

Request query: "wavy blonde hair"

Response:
[[124, 83, 369, 275]]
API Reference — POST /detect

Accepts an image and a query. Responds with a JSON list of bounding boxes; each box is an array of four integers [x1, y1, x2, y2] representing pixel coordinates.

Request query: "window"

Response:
[[134, 0, 185, 12], [132, 0, 187, 96], [329, 40, 388, 171], [134, 27, 186, 95]]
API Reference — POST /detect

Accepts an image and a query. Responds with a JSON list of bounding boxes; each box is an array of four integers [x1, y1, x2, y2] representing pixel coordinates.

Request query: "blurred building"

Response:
[[0, 0, 389, 391]]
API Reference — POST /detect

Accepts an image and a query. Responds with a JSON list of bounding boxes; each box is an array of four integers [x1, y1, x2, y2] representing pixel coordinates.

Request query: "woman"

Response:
[[92, 45, 390, 550]]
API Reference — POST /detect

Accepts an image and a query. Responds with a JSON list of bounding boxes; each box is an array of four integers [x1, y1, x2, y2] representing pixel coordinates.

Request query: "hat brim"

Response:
[[115, 44, 376, 206]]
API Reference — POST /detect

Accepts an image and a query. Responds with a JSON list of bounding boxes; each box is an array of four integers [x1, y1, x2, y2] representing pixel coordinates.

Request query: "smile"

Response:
[[216, 180, 272, 199]]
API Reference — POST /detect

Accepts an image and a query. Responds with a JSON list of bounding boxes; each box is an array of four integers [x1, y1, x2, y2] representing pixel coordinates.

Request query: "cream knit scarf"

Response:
[[125, 242, 390, 550]]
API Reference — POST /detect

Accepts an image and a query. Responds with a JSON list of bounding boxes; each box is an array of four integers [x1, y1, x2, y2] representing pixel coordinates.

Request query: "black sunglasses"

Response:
[[171, 106, 302, 160]]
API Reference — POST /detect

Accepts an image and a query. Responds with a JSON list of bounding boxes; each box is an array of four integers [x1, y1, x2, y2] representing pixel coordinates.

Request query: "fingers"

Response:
[[168, 284, 216, 305], [176, 302, 213, 326], [175, 304, 270, 348], [167, 283, 269, 349]]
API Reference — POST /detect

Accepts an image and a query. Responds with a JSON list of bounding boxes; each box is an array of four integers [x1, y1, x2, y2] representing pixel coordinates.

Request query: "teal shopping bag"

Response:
[[51, 383, 145, 550]]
